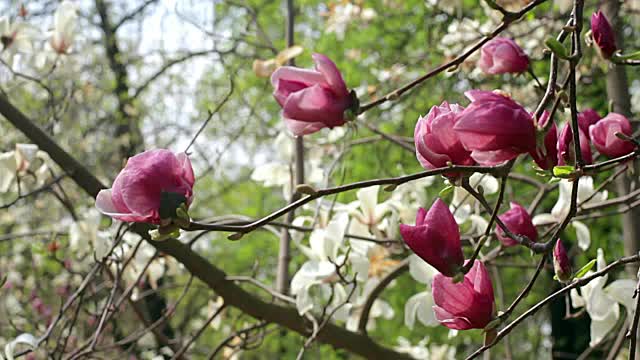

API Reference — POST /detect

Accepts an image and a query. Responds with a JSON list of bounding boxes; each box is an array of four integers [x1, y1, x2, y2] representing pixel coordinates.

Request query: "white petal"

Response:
[[570, 288, 585, 308], [532, 213, 558, 226], [356, 186, 380, 224], [572, 221, 591, 251], [589, 305, 619, 347], [349, 254, 370, 282], [4, 333, 38, 360], [295, 283, 315, 315], [0, 152, 17, 192], [470, 173, 499, 194], [468, 214, 489, 237], [605, 279, 637, 315], [371, 299, 395, 320], [587, 291, 617, 321], [408, 254, 437, 285], [404, 291, 437, 329], [324, 212, 348, 259]]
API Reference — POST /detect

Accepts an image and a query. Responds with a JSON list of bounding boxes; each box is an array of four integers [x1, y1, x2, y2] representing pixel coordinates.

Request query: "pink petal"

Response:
[[312, 53, 349, 98], [270, 66, 324, 88], [433, 306, 474, 330], [283, 117, 327, 136], [282, 84, 347, 126]]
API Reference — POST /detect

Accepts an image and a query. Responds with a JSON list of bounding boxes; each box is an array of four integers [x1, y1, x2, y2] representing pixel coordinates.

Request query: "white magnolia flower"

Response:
[[69, 209, 111, 259], [0, 17, 35, 65], [533, 177, 607, 251], [3, 333, 38, 360], [0, 144, 51, 193], [570, 249, 636, 346], [404, 255, 439, 329], [450, 173, 499, 224], [290, 213, 349, 315], [251, 132, 323, 197], [49, 1, 77, 55]]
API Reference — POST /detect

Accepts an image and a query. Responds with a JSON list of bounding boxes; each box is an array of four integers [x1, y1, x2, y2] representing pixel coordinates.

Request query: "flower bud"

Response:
[[589, 113, 635, 158], [432, 260, 495, 330], [271, 53, 354, 136], [530, 111, 558, 170], [553, 239, 572, 283], [557, 123, 593, 166], [414, 101, 474, 172], [495, 202, 537, 247], [478, 37, 529, 75], [591, 11, 617, 59], [453, 90, 536, 165], [577, 109, 601, 139], [399, 199, 464, 277]]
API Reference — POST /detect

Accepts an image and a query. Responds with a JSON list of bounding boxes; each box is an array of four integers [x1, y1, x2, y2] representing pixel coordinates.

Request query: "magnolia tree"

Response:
[[2, 0, 640, 359]]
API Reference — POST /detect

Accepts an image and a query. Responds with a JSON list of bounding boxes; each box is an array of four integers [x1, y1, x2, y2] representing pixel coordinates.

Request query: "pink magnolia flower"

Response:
[[589, 113, 636, 158], [271, 53, 353, 136], [414, 101, 474, 171], [399, 199, 464, 277], [553, 239, 571, 283], [591, 11, 617, 59], [95, 149, 195, 224], [495, 202, 537, 247], [432, 260, 495, 330], [530, 111, 558, 170], [578, 109, 601, 138], [557, 123, 593, 166], [453, 90, 536, 165], [478, 37, 529, 75]]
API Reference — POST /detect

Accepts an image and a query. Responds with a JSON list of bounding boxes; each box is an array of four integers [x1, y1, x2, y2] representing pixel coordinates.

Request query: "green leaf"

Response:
[[545, 38, 568, 59], [439, 185, 454, 197], [574, 259, 596, 279], [552, 165, 575, 178]]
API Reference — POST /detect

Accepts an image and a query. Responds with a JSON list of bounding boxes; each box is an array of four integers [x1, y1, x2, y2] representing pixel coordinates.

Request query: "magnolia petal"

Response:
[[532, 213, 557, 226], [404, 291, 438, 329], [605, 279, 637, 315], [408, 254, 438, 285], [572, 221, 591, 251], [570, 288, 585, 308], [356, 186, 380, 225], [4, 333, 38, 360], [295, 283, 315, 315], [589, 305, 619, 347]]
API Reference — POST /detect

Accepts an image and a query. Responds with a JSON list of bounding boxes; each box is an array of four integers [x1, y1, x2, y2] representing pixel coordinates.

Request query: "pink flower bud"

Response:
[[414, 101, 474, 171], [578, 109, 601, 138], [553, 239, 572, 283], [557, 123, 593, 166], [495, 202, 537, 247], [589, 113, 636, 158], [530, 111, 558, 170], [432, 260, 495, 330], [591, 11, 617, 59], [399, 199, 464, 277], [96, 149, 195, 224], [453, 90, 536, 165], [478, 37, 529, 75], [271, 53, 353, 136]]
